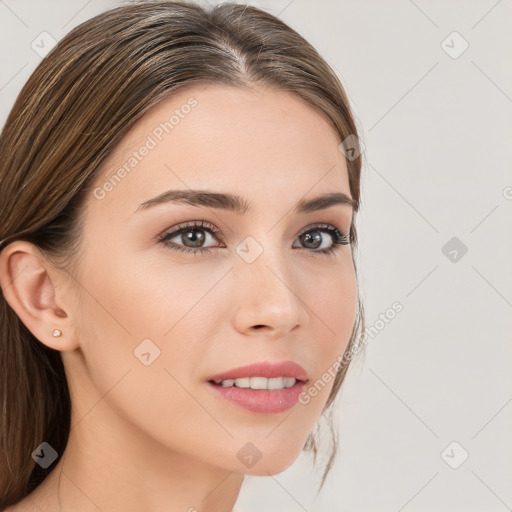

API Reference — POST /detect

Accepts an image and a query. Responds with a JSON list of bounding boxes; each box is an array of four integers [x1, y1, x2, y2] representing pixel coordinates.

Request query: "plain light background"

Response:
[[1, 1, 511, 511]]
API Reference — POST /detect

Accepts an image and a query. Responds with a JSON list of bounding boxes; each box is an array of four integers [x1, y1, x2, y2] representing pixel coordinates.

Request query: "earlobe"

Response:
[[0, 240, 78, 351]]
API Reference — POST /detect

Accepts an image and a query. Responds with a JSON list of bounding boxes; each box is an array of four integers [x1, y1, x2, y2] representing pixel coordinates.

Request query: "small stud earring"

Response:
[[52, 329, 63, 338]]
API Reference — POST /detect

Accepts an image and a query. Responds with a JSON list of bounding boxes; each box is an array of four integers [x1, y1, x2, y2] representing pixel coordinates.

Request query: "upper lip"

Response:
[[207, 361, 308, 383]]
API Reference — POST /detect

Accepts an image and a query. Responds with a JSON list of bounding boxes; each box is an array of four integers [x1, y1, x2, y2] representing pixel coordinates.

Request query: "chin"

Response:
[[242, 446, 303, 476], [246, 458, 299, 476]]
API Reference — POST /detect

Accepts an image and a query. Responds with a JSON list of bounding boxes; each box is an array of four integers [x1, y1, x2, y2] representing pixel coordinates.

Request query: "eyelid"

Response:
[[160, 220, 223, 240], [297, 222, 341, 237]]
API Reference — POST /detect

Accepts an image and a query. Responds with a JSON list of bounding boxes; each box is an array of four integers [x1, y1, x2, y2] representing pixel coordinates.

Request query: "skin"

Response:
[[1, 83, 357, 512]]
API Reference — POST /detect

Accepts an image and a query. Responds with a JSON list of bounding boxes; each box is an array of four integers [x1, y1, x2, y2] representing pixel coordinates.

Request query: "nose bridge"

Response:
[[232, 232, 308, 333]]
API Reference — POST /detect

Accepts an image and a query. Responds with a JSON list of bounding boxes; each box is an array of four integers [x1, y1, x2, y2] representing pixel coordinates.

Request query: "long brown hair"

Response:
[[0, 0, 365, 505]]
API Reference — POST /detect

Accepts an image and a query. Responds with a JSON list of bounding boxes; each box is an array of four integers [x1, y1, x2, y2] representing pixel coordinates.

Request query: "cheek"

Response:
[[69, 258, 222, 452], [301, 259, 358, 403], [73, 253, 224, 388], [306, 257, 358, 344], [78, 244, 216, 336]]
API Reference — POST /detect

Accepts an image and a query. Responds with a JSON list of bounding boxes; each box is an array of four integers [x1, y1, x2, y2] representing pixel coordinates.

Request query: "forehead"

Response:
[[89, 83, 350, 220]]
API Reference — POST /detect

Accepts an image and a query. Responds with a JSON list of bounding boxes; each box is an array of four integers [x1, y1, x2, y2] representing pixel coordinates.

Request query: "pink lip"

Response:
[[207, 381, 307, 414], [206, 361, 309, 414], [207, 360, 308, 383]]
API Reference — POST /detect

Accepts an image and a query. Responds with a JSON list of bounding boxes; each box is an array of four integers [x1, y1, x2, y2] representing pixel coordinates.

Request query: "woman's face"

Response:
[[65, 83, 357, 475]]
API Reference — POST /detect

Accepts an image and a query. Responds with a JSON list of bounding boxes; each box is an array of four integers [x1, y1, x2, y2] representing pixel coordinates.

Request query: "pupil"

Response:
[[184, 230, 205, 247]]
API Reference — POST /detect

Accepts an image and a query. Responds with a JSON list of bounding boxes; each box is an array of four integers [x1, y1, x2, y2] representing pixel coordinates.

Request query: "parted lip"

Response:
[[207, 360, 308, 383]]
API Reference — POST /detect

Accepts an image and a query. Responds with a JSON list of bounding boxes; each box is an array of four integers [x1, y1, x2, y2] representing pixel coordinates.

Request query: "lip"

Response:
[[206, 360, 309, 414], [207, 360, 309, 383], [207, 380, 307, 414]]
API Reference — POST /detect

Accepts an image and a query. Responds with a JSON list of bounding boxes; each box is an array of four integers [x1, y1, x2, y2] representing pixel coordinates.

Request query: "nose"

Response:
[[231, 242, 309, 338]]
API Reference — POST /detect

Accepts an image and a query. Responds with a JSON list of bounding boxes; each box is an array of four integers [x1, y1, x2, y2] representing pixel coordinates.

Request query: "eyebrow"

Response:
[[135, 189, 355, 215]]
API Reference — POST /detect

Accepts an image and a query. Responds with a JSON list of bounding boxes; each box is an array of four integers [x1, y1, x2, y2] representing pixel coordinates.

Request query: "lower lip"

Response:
[[207, 380, 307, 414]]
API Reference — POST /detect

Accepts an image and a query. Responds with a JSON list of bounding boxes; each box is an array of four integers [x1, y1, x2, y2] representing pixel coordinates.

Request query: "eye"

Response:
[[158, 220, 222, 255], [293, 223, 351, 256], [157, 221, 351, 256]]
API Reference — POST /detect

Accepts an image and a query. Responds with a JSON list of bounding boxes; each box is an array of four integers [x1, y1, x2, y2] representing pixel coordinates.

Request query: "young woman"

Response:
[[0, 2, 365, 510]]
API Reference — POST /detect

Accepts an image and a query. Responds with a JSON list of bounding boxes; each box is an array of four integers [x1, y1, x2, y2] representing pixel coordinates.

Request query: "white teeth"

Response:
[[267, 377, 284, 390], [217, 376, 297, 390], [234, 377, 251, 388], [283, 377, 296, 388], [250, 377, 268, 389]]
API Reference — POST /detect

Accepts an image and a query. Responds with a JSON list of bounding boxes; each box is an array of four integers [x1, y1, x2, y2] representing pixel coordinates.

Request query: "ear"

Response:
[[0, 240, 79, 351]]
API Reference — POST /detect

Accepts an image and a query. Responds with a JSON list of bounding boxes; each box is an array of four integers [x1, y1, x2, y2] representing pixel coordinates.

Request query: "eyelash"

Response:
[[157, 220, 351, 257]]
